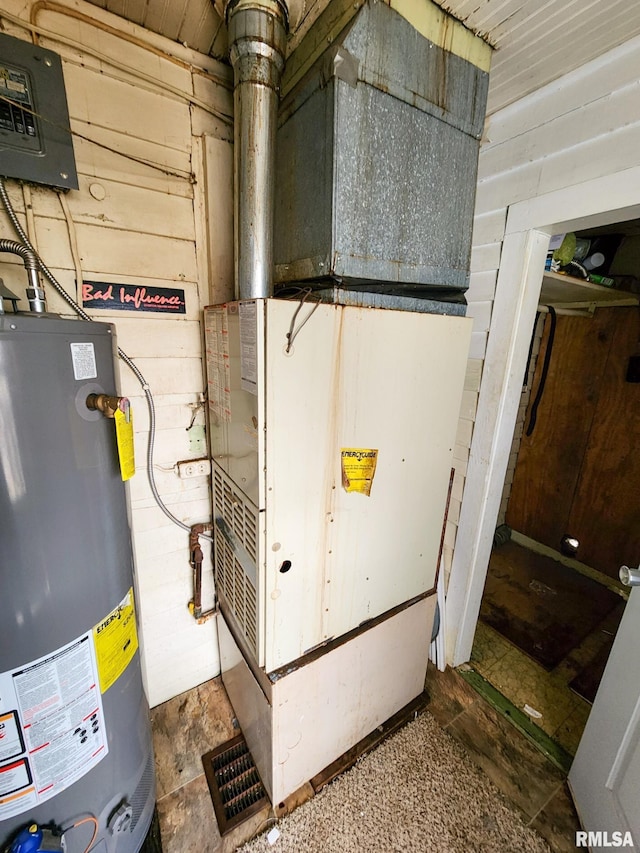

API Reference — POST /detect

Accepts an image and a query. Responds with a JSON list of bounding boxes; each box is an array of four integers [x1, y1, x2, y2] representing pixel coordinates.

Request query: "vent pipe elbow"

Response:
[[226, 0, 287, 300], [0, 238, 46, 312]]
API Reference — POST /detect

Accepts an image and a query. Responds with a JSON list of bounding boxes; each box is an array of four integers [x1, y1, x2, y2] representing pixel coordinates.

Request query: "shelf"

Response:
[[540, 271, 639, 310]]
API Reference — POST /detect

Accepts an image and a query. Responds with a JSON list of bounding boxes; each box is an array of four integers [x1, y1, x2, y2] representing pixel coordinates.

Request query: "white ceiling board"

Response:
[[103, 0, 146, 27], [144, 0, 190, 43], [439, 0, 640, 114], [83, 0, 226, 55]]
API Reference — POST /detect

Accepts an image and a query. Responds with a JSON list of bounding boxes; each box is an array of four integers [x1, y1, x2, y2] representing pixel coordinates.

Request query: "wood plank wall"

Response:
[[507, 307, 640, 579], [0, 0, 233, 707]]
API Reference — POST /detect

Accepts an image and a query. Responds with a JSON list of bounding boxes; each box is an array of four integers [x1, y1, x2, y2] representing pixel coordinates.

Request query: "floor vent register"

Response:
[[202, 734, 270, 835]]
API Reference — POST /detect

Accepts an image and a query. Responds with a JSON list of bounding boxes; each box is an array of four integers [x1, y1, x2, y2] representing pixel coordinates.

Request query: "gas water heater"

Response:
[[0, 313, 155, 853]]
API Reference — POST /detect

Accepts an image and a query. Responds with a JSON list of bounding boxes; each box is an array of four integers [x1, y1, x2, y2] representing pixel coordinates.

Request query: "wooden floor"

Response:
[[426, 663, 581, 853], [480, 540, 622, 671], [151, 668, 581, 852], [473, 541, 626, 754]]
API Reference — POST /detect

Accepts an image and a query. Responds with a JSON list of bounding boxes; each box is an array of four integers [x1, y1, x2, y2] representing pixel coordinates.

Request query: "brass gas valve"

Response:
[[86, 393, 130, 421]]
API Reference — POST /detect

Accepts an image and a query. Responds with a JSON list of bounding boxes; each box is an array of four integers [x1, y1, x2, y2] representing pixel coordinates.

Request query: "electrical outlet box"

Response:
[[0, 32, 78, 190], [177, 458, 211, 479], [188, 423, 206, 454]]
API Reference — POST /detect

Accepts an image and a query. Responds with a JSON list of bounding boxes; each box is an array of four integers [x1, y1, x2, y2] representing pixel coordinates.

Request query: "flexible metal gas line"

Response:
[[0, 180, 93, 321], [0, 177, 210, 541], [0, 238, 45, 312]]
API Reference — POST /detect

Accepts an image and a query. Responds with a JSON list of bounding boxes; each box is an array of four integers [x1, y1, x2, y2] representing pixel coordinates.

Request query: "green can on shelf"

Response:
[[589, 274, 615, 287]]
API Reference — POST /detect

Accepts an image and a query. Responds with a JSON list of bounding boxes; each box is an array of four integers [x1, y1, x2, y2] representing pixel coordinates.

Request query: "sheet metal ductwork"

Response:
[[273, 1, 490, 300]]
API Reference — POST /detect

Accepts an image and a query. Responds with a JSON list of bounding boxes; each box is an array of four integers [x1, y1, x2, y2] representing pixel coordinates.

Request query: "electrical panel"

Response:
[[0, 32, 78, 190]]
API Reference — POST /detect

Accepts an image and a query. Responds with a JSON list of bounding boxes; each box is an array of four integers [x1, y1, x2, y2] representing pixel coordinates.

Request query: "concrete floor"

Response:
[[151, 665, 581, 852]]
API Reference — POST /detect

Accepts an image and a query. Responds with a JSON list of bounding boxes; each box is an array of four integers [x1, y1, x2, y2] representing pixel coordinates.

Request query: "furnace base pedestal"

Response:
[[218, 595, 436, 805]]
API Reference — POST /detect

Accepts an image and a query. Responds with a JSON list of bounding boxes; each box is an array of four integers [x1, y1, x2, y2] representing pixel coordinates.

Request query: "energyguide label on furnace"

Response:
[[341, 448, 379, 496], [0, 589, 138, 820]]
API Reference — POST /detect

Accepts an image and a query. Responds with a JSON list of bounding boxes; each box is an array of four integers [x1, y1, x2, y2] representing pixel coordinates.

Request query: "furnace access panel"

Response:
[[205, 298, 471, 673]]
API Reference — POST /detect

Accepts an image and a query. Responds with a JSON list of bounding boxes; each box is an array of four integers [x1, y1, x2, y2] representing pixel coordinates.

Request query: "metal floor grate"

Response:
[[202, 734, 270, 835]]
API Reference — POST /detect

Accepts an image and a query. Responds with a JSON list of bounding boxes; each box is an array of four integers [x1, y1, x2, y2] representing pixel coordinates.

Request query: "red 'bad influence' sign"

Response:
[[82, 281, 186, 314]]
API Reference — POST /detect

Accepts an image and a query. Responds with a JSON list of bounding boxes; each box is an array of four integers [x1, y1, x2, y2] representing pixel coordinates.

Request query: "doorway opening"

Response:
[[469, 219, 640, 763]]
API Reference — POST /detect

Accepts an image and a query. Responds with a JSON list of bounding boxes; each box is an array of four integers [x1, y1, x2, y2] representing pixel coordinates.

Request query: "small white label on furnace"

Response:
[[70, 342, 98, 380], [204, 306, 231, 423], [239, 301, 258, 396]]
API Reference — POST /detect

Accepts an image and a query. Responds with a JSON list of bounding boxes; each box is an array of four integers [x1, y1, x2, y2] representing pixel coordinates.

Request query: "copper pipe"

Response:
[[189, 523, 214, 621]]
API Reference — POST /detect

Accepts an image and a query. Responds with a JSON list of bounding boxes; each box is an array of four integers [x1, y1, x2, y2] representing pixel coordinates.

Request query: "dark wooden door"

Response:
[[506, 306, 640, 579]]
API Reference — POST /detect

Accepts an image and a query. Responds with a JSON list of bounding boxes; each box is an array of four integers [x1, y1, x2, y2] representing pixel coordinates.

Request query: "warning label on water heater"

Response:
[[0, 629, 109, 820], [0, 588, 140, 820], [70, 341, 98, 380]]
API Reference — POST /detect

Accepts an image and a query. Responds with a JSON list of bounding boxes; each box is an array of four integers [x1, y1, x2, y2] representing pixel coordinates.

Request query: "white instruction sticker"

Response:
[[70, 342, 98, 380], [239, 301, 258, 395], [204, 305, 231, 423], [0, 631, 108, 820]]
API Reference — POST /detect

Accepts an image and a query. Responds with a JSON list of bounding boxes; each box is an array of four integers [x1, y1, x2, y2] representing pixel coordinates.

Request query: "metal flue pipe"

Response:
[[226, 0, 287, 300]]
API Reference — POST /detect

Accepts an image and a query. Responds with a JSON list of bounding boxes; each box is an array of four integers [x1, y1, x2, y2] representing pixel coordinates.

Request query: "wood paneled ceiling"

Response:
[[83, 0, 640, 115]]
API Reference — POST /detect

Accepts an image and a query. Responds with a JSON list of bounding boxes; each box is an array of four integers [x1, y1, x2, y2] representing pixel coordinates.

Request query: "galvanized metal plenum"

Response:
[[273, 1, 489, 293]]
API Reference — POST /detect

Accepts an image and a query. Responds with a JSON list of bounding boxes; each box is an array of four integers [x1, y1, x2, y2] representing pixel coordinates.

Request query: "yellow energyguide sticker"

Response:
[[341, 448, 379, 496], [114, 408, 135, 481], [93, 588, 139, 693]]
